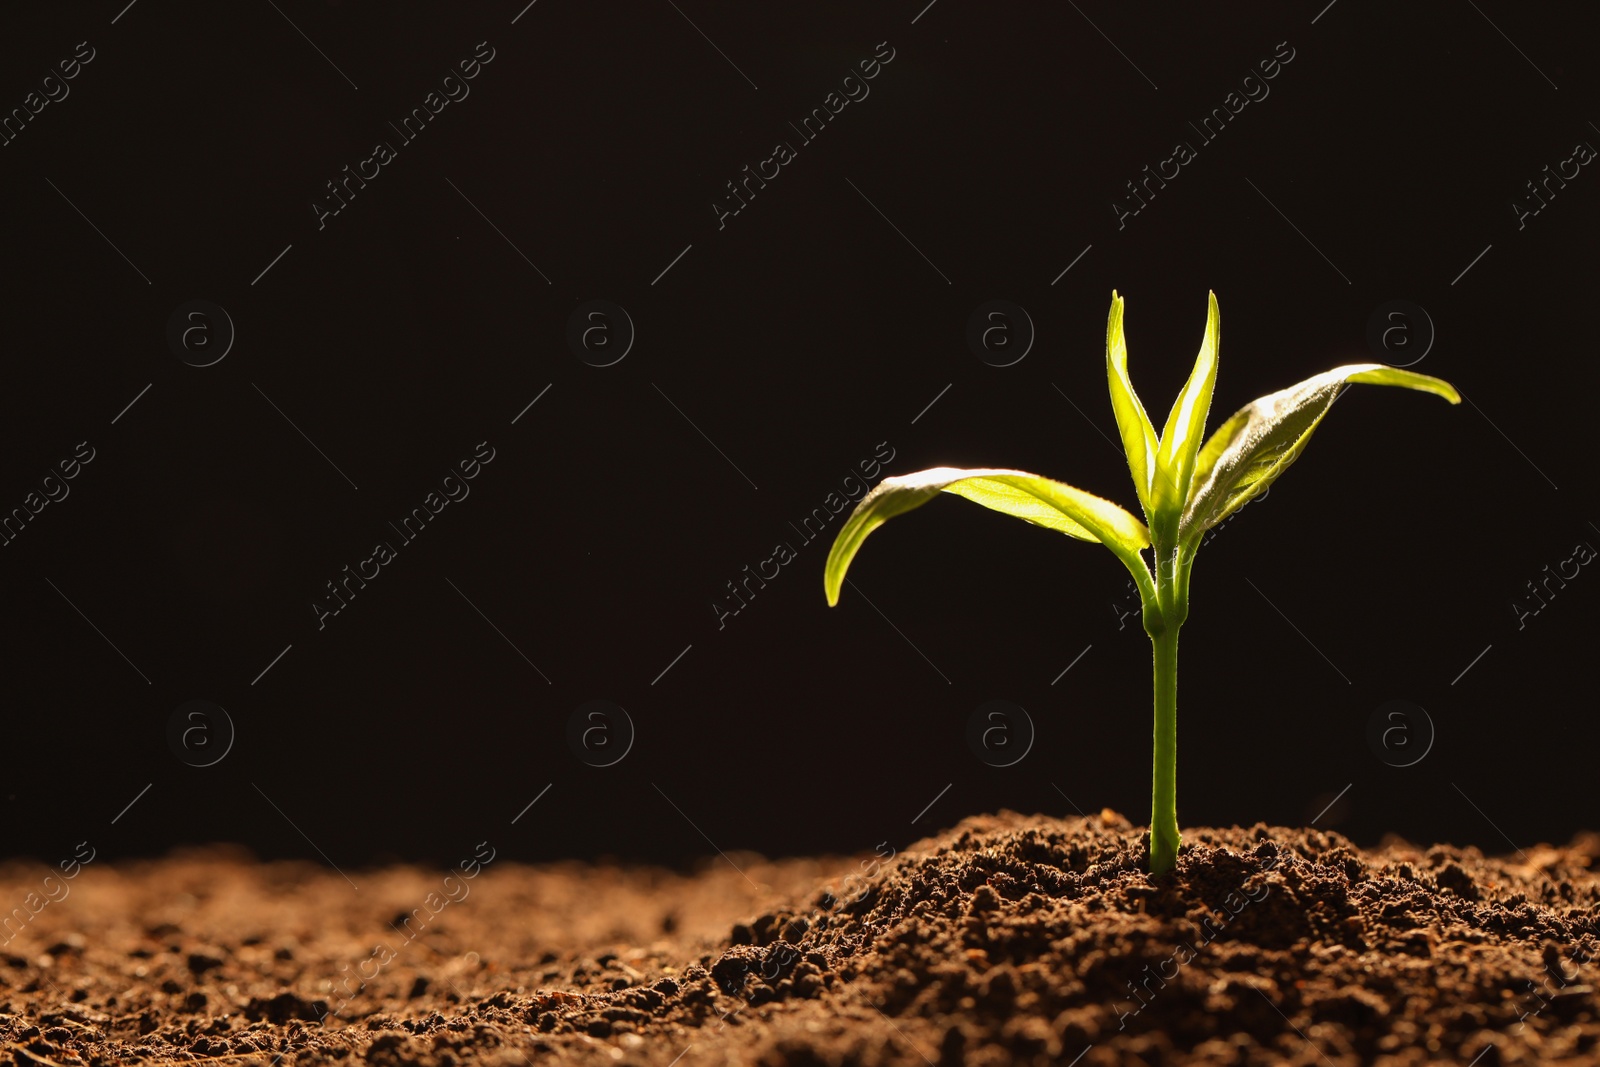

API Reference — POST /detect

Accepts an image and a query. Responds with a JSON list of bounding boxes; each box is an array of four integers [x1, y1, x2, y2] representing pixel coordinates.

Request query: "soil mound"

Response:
[[2, 811, 1596, 1065]]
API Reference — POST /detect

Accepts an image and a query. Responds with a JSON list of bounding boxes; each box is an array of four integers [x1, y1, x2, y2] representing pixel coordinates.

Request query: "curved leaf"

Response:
[[1106, 293, 1160, 520], [1151, 291, 1220, 529], [1180, 363, 1460, 541], [824, 466, 1150, 605]]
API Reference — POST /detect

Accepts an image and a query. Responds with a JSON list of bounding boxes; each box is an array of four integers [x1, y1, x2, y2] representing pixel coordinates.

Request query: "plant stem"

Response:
[[1144, 541, 1190, 876], [1149, 623, 1181, 875]]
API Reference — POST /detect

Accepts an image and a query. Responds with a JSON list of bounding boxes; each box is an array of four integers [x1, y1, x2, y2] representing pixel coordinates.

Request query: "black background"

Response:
[[1, 1, 1594, 872]]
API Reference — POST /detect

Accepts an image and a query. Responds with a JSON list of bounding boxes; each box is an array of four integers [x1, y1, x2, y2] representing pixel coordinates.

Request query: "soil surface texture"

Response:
[[2, 810, 1597, 1066]]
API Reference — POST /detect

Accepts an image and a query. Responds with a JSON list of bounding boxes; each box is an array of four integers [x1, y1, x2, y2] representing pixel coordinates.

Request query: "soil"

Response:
[[2, 810, 1597, 1067]]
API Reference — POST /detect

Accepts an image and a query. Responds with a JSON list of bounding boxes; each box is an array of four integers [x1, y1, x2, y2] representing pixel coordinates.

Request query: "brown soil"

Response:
[[2, 811, 1597, 1067]]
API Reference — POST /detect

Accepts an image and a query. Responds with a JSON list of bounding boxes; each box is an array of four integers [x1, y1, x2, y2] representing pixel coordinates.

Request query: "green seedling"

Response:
[[824, 291, 1458, 875]]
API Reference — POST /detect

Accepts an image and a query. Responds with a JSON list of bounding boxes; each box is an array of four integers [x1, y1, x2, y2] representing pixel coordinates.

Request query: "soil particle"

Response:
[[1, 812, 1597, 1065], [188, 947, 226, 974]]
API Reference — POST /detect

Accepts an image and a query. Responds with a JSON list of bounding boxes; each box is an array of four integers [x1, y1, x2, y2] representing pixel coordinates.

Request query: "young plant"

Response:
[[824, 291, 1459, 875]]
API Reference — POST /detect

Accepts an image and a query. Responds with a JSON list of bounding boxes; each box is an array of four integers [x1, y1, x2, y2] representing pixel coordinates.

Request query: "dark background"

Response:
[[0, 1, 1594, 872]]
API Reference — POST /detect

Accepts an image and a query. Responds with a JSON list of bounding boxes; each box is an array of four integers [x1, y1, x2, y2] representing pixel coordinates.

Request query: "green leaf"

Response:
[[1105, 293, 1160, 520], [824, 466, 1151, 606], [1151, 291, 1220, 529], [1180, 363, 1461, 541]]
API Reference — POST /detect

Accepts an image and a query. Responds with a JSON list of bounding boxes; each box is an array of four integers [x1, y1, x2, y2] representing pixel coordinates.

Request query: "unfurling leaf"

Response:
[[1151, 291, 1220, 530], [824, 467, 1151, 606], [1106, 293, 1160, 521], [1180, 363, 1461, 541]]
